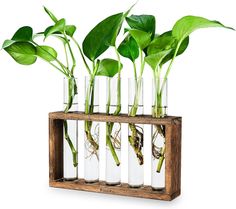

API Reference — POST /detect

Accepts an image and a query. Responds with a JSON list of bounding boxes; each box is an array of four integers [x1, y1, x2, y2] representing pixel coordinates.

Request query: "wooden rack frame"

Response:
[[49, 111, 182, 201]]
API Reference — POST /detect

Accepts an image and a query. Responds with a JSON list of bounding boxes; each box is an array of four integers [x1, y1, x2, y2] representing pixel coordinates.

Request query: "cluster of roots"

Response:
[[128, 124, 144, 165]]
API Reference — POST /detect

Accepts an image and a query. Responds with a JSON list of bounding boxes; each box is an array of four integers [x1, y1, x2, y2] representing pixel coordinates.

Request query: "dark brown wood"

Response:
[[165, 118, 182, 195], [49, 111, 180, 125], [49, 118, 63, 181], [48, 112, 182, 201], [49, 179, 180, 201]]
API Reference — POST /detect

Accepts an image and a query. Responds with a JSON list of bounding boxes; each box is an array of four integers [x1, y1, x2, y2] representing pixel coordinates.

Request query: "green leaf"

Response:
[[129, 29, 152, 49], [82, 13, 124, 61], [147, 31, 175, 54], [147, 31, 189, 65], [34, 31, 67, 45], [82, 4, 135, 61], [118, 35, 139, 62], [36, 45, 57, 62], [172, 15, 234, 42], [2, 40, 15, 49], [12, 26, 33, 41], [65, 25, 76, 37], [44, 18, 65, 39], [126, 15, 156, 38], [96, 59, 122, 77], [43, 6, 58, 23], [4, 42, 37, 65], [2, 26, 33, 49], [145, 49, 172, 71]]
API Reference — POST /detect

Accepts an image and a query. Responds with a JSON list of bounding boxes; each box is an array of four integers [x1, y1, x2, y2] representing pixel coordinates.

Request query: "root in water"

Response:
[[128, 124, 144, 165]]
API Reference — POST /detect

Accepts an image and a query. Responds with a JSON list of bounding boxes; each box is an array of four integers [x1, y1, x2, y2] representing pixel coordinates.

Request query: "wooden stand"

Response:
[[49, 111, 182, 201]]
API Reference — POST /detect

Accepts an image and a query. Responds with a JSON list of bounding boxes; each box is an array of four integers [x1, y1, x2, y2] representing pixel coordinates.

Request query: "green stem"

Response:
[[64, 43, 70, 69], [113, 46, 121, 115], [32, 41, 71, 76], [71, 37, 91, 76], [85, 74, 99, 152], [160, 41, 181, 93], [133, 61, 138, 83], [63, 34, 76, 75], [63, 120, 78, 167], [128, 48, 145, 165], [106, 77, 120, 166], [47, 60, 69, 77], [106, 78, 111, 114], [157, 144, 165, 173], [106, 123, 120, 166], [63, 77, 78, 167]]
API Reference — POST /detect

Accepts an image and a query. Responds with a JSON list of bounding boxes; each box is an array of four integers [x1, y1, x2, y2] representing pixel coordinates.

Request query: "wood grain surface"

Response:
[[49, 112, 182, 201]]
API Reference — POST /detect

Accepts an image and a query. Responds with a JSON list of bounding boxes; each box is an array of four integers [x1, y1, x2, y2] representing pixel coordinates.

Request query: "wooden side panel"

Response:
[[49, 118, 63, 181], [165, 118, 182, 195]]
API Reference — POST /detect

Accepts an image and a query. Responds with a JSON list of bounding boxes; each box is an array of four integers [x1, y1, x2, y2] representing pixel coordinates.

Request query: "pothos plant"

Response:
[[81, 5, 135, 164], [118, 14, 233, 172], [1, 6, 82, 167]]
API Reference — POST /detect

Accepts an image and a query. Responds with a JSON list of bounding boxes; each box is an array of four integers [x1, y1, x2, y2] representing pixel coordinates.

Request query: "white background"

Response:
[[0, 0, 236, 208]]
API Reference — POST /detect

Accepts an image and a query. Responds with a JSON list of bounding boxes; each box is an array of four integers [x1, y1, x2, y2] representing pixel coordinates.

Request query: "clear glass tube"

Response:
[[84, 76, 99, 183], [63, 77, 78, 180], [128, 78, 144, 188], [105, 77, 121, 185], [152, 78, 167, 118], [151, 78, 167, 190]]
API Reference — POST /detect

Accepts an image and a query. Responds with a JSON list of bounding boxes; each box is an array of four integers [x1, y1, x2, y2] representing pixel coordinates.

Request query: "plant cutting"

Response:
[[145, 16, 233, 172], [117, 14, 156, 187], [1, 6, 80, 171], [81, 5, 135, 182], [118, 14, 156, 166], [117, 13, 233, 188]]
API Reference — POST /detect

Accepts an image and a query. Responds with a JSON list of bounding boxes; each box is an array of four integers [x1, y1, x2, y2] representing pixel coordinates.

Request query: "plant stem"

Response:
[[160, 42, 181, 93], [104, 47, 121, 166], [128, 48, 145, 165], [63, 34, 76, 75], [47, 61, 69, 77], [71, 37, 92, 76], [32, 41, 71, 76], [133, 61, 138, 83], [113, 46, 121, 115], [157, 144, 165, 173], [64, 43, 70, 69], [63, 120, 78, 167], [152, 42, 182, 172], [85, 74, 99, 153], [63, 77, 78, 167], [106, 78, 120, 166]]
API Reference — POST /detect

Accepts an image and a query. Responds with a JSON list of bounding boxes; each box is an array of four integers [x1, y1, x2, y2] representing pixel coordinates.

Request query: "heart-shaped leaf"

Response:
[[172, 15, 234, 42], [126, 15, 156, 38], [12, 26, 33, 41], [43, 6, 58, 23], [65, 25, 76, 37], [147, 31, 189, 65], [4, 42, 37, 65], [2, 40, 16, 49], [118, 35, 139, 62], [96, 59, 122, 77], [82, 13, 124, 61], [44, 18, 65, 39], [82, 4, 135, 61], [129, 29, 152, 49], [36, 45, 57, 62], [145, 49, 172, 71], [147, 32, 175, 54], [2, 26, 33, 49]]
